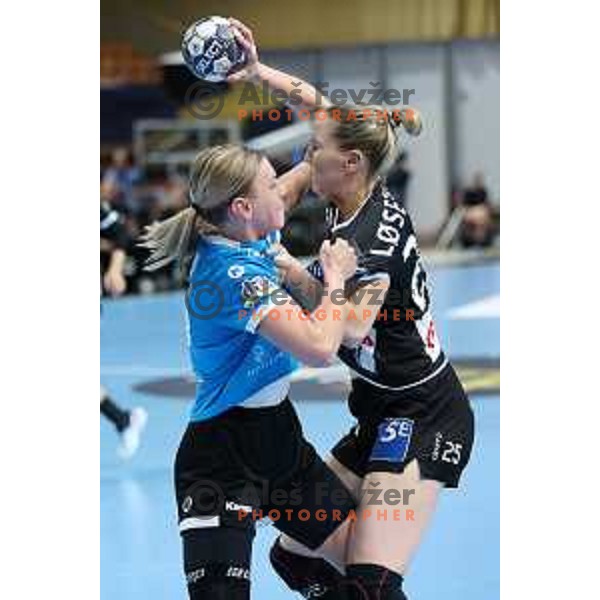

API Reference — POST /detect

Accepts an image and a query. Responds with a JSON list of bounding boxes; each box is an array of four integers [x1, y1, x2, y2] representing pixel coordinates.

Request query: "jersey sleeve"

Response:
[[304, 254, 390, 300], [347, 253, 393, 290], [305, 258, 324, 283]]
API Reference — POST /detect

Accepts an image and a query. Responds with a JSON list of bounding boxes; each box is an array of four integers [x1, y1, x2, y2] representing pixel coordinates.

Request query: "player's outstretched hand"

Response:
[[228, 18, 259, 83], [320, 239, 357, 282]]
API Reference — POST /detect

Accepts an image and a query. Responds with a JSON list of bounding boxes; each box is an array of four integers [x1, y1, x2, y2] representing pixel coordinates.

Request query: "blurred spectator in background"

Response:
[[386, 151, 411, 205], [463, 171, 489, 206], [459, 172, 495, 248], [100, 174, 121, 206], [126, 173, 191, 294], [102, 147, 140, 213]]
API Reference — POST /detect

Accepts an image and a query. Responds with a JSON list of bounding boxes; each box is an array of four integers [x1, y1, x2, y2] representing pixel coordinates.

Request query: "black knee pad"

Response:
[[270, 538, 343, 599], [182, 528, 252, 600], [341, 564, 407, 600]]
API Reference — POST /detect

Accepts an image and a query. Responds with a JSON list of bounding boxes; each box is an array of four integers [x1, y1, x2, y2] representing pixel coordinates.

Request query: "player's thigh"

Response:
[[279, 456, 362, 571], [310, 454, 364, 569], [269, 450, 353, 536], [325, 453, 363, 502], [347, 459, 442, 575]]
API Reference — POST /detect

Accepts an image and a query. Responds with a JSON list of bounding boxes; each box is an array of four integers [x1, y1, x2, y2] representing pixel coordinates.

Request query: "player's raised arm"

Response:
[[277, 159, 312, 212], [227, 17, 330, 110], [227, 18, 320, 211]]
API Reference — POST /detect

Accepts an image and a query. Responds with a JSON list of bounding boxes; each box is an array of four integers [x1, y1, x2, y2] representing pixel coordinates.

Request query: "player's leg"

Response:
[[181, 527, 253, 599], [100, 386, 148, 458], [269, 435, 365, 598], [175, 418, 258, 599], [276, 462, 440, 599], [100, 385, 129, 432], [270, 538, 346, 599], [266, 443, 356, 555], [273, 366, 474, 599], [343, 368, 475, 598], [275, 453, 362, 564], [349, 463, 442, 574]]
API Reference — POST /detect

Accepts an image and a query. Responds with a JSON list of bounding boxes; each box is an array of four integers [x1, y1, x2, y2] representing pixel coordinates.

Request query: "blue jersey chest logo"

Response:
[[370, 418, 414, 463]]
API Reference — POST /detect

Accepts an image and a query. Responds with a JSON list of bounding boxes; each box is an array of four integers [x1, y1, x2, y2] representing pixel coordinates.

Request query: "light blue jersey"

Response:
[[186, 231, 299, 422]]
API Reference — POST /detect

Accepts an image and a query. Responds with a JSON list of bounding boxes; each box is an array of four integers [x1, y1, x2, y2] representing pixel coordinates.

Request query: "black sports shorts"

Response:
[[331, 364, 475, 488], [174, 397, 355, 549]]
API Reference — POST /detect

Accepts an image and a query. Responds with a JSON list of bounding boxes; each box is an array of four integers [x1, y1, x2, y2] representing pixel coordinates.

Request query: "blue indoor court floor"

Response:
[[101, 260, 500, 600]]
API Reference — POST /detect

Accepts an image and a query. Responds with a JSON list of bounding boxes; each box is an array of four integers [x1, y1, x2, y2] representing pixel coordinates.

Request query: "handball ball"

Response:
[[181, 16, 246, 82]]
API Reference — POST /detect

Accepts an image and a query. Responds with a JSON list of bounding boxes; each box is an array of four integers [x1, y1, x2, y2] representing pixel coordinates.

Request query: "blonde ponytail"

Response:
[[392, 107, 423, 137], [139, 207, 199, 273]]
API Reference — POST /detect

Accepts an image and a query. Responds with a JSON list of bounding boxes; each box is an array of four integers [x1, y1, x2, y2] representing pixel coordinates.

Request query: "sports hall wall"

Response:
[[259, 41, 499, 236], [101, 0, 499, 237], [101, 0, 500, 51]]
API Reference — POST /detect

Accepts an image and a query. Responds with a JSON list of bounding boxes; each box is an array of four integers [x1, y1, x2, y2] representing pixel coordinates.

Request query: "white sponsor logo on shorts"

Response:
[[432, 432, 443, 461], [225, 500, 254, 513], [226, 566, 250, 580], [186, 568, 206, 584], [305, 583, 328, 598], [182, 495, 193, 513]]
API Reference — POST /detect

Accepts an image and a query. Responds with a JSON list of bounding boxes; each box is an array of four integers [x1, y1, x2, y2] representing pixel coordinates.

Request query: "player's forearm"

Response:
[[107, 248, 126, 276], [309, 271, 351, 363], [279, 161, 311, 212], [282, 258, 323, 312], [259, 283, 348, 367], [254, 63, 329, 110]]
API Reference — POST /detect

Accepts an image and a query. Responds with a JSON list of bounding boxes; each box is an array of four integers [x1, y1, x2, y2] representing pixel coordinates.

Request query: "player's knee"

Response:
[[270, 538, 343, 598], [341, 564, 408, 600]]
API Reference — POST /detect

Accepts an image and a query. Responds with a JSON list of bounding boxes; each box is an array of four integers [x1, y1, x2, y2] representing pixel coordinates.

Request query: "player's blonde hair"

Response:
[[140, 144, 263, 273], [322, 105, 422, 177]]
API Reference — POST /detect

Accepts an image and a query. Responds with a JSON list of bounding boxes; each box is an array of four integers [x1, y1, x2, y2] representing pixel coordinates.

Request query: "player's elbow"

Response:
[[301, 338, 338, 367], [342, 332, 364, 348], [343, 322, 371, 348]]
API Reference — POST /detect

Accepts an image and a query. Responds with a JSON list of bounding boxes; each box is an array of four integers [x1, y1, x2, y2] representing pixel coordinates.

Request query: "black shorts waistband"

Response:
[[348, 362, 462, 420]]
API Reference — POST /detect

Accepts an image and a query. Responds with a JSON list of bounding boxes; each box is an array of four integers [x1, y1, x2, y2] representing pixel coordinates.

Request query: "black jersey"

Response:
[[100, 201, 129, 296], [308, 181, 447, 390], [100, 201, 128, 249]]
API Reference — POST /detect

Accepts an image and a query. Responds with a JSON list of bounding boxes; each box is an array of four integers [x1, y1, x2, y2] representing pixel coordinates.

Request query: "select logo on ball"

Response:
[[181, 15, 246, 83]]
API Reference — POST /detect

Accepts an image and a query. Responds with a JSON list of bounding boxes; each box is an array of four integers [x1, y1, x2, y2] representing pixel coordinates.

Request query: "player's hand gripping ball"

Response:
[[181, 16, 246, 82]]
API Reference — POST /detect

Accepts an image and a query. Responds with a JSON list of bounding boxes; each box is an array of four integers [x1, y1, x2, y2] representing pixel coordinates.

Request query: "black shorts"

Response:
[[174, 397, 355, 550], [331, 364, 475, 488]]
